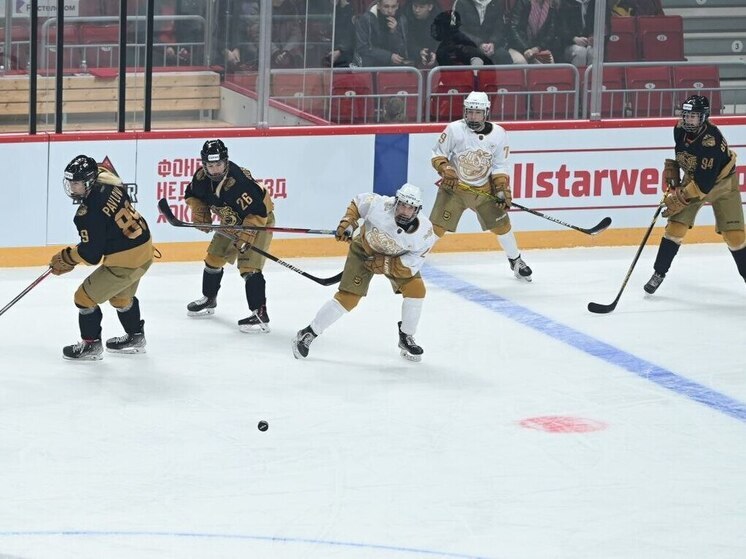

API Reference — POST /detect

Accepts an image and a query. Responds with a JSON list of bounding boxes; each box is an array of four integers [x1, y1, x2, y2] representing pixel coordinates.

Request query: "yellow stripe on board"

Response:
[[0, 226, 730, 268]]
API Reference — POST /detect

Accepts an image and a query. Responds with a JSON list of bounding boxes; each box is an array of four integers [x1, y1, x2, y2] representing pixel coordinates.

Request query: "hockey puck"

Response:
[[257, 420, 269, 432]]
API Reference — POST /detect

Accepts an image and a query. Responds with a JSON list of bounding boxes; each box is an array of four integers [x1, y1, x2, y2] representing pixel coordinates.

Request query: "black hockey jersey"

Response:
[[72, 181, 151, 267], [674, 121, 737, 195]]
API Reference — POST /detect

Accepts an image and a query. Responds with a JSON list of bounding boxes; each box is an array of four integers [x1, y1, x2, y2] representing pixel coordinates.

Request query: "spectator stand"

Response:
[[581, 60, 746, 119]]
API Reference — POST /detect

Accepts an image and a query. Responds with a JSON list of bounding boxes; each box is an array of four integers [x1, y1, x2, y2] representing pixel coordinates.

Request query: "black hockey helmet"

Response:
[[200, 139, 229, 180], [63, 154, 98, 200], [680, 95, 710, 133], [431, 10, 460, 41]]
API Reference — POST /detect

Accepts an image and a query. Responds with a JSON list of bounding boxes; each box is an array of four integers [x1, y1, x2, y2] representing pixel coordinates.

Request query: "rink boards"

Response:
[[1, 118, 745, 266]]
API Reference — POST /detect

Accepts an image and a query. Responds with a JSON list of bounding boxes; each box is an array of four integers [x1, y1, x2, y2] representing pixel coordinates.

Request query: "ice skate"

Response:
[[238, 305, 270, 333], [63, 339, 103, 361], [292, 325, 317, 359], [106, 321, 146, 354], [187, 296, 216, 317], [644, 272, 665, 294], [398, 321, 423, 362], [509, 255, 532, 282]]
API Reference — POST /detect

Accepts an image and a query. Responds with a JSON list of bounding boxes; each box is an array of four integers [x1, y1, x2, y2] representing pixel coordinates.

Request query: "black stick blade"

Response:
[[585, 216, 612, 236], [587, 301, 617, 314]]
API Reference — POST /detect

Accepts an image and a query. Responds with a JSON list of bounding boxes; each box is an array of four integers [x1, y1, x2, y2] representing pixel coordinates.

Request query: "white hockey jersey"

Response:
[[354, 192, 436, 276], [432, 120, 509, 187]]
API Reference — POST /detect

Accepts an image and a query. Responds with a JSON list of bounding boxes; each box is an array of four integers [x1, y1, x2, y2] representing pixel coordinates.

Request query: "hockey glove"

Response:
[[491, 174, 512, 209], [662, 188, 689, 218], [50, 247, 77, 276], [364, 253, 391, 275], [187, 198, 212, 233], [663, 159, 681, 189], [335, 216, 358, 242], [231, 228, 258, 251], [437, 163, 459, 190]]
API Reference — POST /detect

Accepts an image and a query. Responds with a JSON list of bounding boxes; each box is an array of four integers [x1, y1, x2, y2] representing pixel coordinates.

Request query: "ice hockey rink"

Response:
[[0, 243, 744, 559]]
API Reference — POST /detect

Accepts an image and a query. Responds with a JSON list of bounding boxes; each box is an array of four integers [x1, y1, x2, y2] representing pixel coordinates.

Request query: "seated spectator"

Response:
[[431, 10, 493, 66], [508, 0, 562, 64], [451, 0, 514, 64], [354, 0, 410, 67], [402, 0, 439, 69], [556, 0, 610, 67], [611, 0, 663, 16], [382, 96, 407, 121], [136, 0, 206, 66], [311, 0, 356, 67], [271, 0, 304, 68], [214, 0, 261, 72]]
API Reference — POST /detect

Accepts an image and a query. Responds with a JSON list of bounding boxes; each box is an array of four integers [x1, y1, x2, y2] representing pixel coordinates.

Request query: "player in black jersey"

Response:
[[644, 95, 745, 294], [49, 155, 153, 360], [184, 139, 276, 333]]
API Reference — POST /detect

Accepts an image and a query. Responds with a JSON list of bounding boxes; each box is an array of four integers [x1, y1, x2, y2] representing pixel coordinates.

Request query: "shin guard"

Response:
[[78, 305, 103, 340], [653, 237, 681, 276]]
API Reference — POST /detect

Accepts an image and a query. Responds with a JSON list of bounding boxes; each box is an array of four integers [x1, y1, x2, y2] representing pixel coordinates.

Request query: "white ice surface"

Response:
[[1, 244, 745, 559]]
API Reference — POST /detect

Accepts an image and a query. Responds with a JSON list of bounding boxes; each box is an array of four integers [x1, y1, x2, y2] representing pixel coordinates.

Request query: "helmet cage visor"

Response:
[[463, 105, 488, 131], [394, 199, 421, 227]]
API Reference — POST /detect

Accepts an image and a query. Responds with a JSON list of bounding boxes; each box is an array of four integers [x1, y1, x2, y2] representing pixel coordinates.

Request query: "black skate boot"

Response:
[[509, 255, 532, 282], [63, 339, 103, 361], [106, 320, 146, 354], [187, 296, 217, 317], [398, 321, 423, 362], [292, 325, 317, 359], [238, 305, 270, 333], [644, 272, 665, 294]]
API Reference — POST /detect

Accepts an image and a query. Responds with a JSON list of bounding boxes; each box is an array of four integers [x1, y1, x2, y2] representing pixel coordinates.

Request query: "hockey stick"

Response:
[[587, 203, 664, 314], [157, 199, 334, 235], [158, 200, 342, 287], [0, 268, 54, 318], [438, 180, 612, 236]]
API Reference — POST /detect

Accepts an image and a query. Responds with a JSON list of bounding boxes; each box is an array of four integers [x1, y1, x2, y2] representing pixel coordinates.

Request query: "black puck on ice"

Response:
[[257, 420, 269, 431]]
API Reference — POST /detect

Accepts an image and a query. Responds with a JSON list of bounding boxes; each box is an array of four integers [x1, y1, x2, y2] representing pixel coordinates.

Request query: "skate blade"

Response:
[[399, 350, 422, 362], [106, 347, 147, 354], [187, 308, 216, 317], [239, 324, 271, 334], [291, 338, 307, 359], [63, 354, 103, 361], [515, 274, 532, 283]]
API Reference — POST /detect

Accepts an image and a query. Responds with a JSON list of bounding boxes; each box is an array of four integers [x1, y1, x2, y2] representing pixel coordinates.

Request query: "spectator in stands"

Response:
[[611, 0, 663, 16], [136, 0, 206, 66], [314, 0, 356, 67], [431, 9, 493, 66], [556, 0, 610, 67], [271, 0, 305, 68], [354, 0, 411, 67], [508, 0, 562, 64], [212, 0, 261, 72], [450, 0, 515, 64], [402, 0, 439, 69], [382, 96, 407, 121]]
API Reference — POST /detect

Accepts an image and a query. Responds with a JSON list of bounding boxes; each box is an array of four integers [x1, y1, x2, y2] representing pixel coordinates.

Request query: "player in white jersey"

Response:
[[292, 184, 436, 362], [430, 91, 532, 281]]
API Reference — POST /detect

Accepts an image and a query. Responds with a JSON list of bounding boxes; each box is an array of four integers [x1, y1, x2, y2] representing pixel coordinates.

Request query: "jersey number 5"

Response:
[[114, 200, 147, 239]]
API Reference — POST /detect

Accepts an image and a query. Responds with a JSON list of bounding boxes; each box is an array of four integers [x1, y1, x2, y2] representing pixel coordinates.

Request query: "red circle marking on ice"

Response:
[[519, 416, 608, 433]]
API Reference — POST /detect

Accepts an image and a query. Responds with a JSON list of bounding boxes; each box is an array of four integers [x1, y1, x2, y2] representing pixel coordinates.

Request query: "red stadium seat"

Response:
[[606, 16, 639, 62], [271, 71, 327, 118], [429, 69, 474, 122], [672, 65, 722, 115], [527, 66, 577, 120], [624, 65, 674, 117], [477, 68, 528, 121], [329, 71, 375, 124], [584, 66, 626, 118], [376, 70, 420, 122], [80, 24, 120, 68], [638, 16, 685, 61]]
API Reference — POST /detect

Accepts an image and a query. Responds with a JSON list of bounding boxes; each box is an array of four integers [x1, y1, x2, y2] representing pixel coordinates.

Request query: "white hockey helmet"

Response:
[[394, 183, 423, 227], [463, 91, 490, 131]]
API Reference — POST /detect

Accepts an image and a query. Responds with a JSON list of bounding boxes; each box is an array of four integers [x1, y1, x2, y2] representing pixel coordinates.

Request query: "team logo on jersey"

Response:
[[76, 204, 88, 217], [456, 149, 492, 182], [702, 135, 716, 147], [365, 227, 400, 255], [212, 205, 239, 226]]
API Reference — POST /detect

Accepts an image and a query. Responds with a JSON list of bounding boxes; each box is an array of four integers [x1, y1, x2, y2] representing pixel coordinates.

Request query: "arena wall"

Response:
[[1, 118, 745, 267]]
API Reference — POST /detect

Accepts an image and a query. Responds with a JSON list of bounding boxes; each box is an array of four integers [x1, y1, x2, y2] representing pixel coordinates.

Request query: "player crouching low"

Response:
[[293, 184, 436, 362]]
